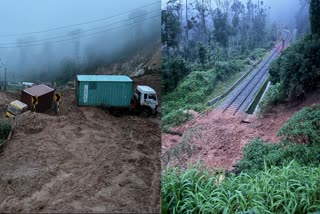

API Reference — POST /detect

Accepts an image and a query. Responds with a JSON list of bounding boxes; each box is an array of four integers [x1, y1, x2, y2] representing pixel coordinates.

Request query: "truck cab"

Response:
[[6, 100, 28, 118], [133, 85, 158, 117]]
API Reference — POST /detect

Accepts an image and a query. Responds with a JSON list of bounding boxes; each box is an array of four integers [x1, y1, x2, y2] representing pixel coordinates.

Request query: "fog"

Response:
[[0, 0, 161, 83], [239, 0, 301, 23], [163, 0, 309, 34]]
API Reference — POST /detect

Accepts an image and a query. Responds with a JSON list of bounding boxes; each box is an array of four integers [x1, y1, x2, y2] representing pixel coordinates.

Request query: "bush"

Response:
[[162, 162, 320, 213], [214, 60, 243, 81], [248, 48, 267, 61], [237, 139, 320, 173], [161, 69, 217, 131], [269, 35, 320, 101], [278, 104, 320, 144], [161, 109, 192, 131], [179, 70, 216, 98], [0, 121, 12, 140], [237, 139, 280, 173]]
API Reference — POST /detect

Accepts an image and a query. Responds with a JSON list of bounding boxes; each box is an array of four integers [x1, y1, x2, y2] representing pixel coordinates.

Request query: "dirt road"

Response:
[[0, 78, 161, 213]]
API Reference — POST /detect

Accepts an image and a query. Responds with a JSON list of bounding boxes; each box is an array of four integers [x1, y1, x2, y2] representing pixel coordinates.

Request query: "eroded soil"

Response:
[[0, 76, 161, 213], [162, 89, 320, 170]]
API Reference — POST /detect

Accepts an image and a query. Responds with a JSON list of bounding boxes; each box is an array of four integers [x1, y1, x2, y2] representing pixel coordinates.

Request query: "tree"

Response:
[[185, 0, 189, 60], [252, 2, 267, 48], [212, 8, 230, 47], [161, 2, 181, 60], [198, 42, 207, 67], [295, 0, 310, 37], [310, 0, 320, 35], [194, 0, 208, 43], [269, 35, 320, 101]]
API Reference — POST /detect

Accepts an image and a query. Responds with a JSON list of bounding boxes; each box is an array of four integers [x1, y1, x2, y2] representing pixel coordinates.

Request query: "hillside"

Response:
[[95, 40, 161, 78]]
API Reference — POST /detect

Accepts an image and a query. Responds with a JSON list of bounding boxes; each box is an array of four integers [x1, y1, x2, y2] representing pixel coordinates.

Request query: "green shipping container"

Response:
[[76, 75, 133, 107]]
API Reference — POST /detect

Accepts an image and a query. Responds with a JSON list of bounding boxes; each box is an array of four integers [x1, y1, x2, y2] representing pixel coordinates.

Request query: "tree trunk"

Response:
[[185, 0, 189, 60]]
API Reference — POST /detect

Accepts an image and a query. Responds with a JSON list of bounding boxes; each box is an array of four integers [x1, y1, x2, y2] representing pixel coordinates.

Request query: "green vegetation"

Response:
[[248, 48, 268, 61], [162, 58, 191, 94], [162, 161, 320, 213], [259, 34, 320, 115], [240, 105, 320, 173], [162, 0, 273, 79], [161, 0, 275, 130], [237, 139, 320, 174], [162, 60, 245, 131], [0, 121, 11, 140], [269, 34, 320, 102], [310, 0, 320, 35], [162, 2, 320, 213], [0, 120, 12, 145], [242, 0, 320, 115], [262, 0, 320, 110], [258, 82, 286, 115], [161, 49, 270, 131], [162, 105, 320, 213], [278, 104, 320, 144]]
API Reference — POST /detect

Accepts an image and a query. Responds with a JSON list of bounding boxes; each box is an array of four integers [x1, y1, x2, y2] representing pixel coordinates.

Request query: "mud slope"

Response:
[[162, 89, 320, 170], [0, 88, 160, 213]]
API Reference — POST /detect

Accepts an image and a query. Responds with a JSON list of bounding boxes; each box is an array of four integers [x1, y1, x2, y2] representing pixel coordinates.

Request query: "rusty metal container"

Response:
[[21, 84, 55, 112]]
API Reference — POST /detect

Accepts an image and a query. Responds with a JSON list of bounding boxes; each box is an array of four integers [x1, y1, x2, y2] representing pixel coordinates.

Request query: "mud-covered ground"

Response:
[[0, 75, 161, 213], [162, 89, 320, 170]]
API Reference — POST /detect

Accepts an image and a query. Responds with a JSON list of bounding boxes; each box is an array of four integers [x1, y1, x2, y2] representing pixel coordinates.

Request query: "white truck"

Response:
[[131, 85, 158, 117]]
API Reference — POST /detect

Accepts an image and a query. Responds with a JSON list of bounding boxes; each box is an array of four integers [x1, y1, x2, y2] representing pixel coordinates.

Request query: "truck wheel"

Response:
[[140, 110, 150, 118]]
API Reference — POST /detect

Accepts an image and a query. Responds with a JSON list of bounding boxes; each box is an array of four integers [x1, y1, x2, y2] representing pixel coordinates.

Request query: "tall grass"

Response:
[[162, 161, 320, 214]]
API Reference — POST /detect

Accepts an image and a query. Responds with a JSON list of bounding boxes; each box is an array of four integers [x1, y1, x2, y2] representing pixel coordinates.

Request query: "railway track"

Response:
[[220, 31, 291, 116]]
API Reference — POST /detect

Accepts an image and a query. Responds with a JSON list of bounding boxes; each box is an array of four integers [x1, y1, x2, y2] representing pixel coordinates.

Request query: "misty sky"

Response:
[[162, 0, 302, 25], [257, 0, 300, 24], [0, 0, 159, 43], [0, 0, 161, 81]]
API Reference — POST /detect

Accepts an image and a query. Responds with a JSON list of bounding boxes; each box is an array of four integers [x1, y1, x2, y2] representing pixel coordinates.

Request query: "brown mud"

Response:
[[0, 74, 160, 213]]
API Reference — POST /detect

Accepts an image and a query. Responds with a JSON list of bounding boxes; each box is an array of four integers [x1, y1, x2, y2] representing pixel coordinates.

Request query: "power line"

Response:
[[0, 9, 160, 46], [0, 1, 160, 38], [0, 14, 161, 49]]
